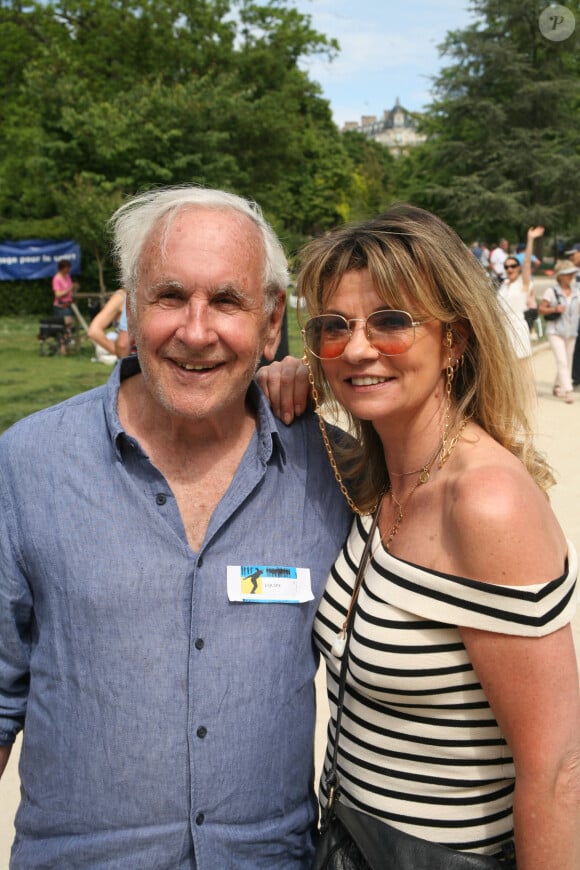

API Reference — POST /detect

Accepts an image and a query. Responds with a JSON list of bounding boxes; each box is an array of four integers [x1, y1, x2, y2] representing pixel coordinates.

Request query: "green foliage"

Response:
[[52, 176, 124, 293], [397, 0, 580, 242], [4, 0, 578, 300], [0, 279, 109, 318], [0, 0, 351, 281], [340, 131, 397, 221], [285, 301, 303, 358], [0, 281, 54, 317]]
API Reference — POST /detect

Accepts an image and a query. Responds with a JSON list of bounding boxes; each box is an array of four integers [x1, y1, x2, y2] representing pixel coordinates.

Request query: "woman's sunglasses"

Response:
[[302, 309, 430, 359]]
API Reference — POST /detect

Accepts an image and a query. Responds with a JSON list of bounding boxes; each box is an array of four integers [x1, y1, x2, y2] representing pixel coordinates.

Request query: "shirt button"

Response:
[[197, 556, 204, 568], [155, 493, 167, 506], [197, 726, 207, 739], [194, 638, 204, 650], [195, 813, 205, 826]]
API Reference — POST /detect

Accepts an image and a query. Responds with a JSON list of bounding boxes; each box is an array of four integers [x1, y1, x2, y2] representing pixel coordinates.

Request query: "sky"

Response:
[[292, 0, 477, 128]]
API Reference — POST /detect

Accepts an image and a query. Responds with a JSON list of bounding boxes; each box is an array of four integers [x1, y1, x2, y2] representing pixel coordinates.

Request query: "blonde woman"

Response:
[[259, 205, 580, 868]]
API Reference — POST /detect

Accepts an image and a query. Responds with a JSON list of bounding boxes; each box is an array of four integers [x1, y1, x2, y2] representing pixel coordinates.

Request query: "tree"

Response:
[[52, 175, 124, 296], [340, 130, 397, 221], [0, 0, 351, 281], [398, 0, 580, 242]]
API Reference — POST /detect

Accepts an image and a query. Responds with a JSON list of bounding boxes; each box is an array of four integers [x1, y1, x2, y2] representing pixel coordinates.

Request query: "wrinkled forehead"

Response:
[[132, 208, 266, 305], [145, 206, 262, 262]]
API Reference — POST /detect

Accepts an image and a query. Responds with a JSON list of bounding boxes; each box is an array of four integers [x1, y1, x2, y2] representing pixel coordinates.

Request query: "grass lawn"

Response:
[[0, 316, 112, 434], [285, 300, 304, 358], [0, 308, 305, 435]]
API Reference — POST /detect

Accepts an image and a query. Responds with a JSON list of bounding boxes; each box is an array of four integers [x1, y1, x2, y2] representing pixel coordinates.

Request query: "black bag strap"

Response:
[[324, 509, 381, 815]]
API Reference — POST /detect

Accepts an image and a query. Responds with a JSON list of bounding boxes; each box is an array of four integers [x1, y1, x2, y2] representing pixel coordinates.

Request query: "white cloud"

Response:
[[293, 0, 475, 125]]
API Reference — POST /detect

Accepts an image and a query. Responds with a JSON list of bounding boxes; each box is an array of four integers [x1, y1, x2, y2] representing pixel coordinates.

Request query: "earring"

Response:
[[440, 325, 466, 468], [440, 326, 455, 463], [444, 325, 454, 400]]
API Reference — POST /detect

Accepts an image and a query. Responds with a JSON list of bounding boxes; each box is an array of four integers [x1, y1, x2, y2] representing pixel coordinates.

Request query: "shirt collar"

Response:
[[247, 380, 287, 467], [104, 357, 287, 466]]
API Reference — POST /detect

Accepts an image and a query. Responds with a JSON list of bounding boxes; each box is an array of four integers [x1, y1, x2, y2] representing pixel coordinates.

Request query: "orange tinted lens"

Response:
[[371, 335, 411, 355], [305, 316, 349, 358], [318, 336, 348, 357], [368, 311, 414, 356]]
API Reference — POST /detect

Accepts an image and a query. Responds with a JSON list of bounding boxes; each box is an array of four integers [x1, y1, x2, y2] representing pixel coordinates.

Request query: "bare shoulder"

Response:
[[444, 427, 567, 586]]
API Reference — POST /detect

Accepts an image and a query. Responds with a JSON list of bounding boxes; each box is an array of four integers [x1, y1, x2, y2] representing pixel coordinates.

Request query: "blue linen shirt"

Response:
[[0, 357, 352, 869]]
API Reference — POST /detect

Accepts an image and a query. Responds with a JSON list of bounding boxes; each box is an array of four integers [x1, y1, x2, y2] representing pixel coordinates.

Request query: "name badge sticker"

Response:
[[227, 565, 313, 604]]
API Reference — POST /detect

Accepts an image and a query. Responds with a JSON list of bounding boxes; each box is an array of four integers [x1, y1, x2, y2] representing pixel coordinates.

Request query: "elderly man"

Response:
[[0, 187, 351, 868]]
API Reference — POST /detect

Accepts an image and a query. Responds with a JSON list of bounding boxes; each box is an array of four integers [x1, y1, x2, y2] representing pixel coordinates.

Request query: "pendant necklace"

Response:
[[330, 418, 467, 657], [383, 417, 467, 551], [331, 439, 440, 657], [382, 437, 442, 551]]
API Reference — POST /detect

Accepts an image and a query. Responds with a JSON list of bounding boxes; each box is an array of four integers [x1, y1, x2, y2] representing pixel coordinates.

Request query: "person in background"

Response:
[[565, 242, 580, 386], [0, 185, 351, 868], [514, 242, 541, 272], [87, 287, 127, 363], [51, 258, 78, 325], [115, 297, 131, 357], [259, 204, 580, 868], [489, 238, 509, 285], [538, 260, 580, 403], [471, 240, 490, 275], [496, 227, 543, 405], [515, 241, 542, 339]]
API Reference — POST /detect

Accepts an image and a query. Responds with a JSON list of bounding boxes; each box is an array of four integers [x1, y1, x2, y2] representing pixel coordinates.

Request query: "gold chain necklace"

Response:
[[302, 355, 379, 516], [388, 464, 433, 480], [387, 438, 443, 485], [383, 453, 439, 551], [330, 418, 468, 656], [383, 417, 468, 552]]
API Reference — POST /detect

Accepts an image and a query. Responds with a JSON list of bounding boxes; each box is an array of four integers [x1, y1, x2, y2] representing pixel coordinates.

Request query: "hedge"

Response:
[[0, 260, 116, 318], [0, 280, 56, 317]]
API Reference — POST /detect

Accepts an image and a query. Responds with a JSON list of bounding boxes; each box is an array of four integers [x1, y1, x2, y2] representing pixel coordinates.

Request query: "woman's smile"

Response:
[[348, 375, 392, 386]]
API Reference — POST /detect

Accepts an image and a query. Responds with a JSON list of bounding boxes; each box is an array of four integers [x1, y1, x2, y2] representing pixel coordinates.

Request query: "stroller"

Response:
[[37, 318, 72, 356]]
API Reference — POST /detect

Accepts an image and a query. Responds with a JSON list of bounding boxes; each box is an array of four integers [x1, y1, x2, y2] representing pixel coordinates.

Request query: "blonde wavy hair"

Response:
[[297, 204, 554, 513]]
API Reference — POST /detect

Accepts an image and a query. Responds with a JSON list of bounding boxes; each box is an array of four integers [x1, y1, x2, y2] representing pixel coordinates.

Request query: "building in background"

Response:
[[342, 98, 426, 156]]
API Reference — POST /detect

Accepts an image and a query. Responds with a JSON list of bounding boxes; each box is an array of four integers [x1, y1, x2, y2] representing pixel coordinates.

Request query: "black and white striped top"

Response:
[[313, 513, 578, 856]]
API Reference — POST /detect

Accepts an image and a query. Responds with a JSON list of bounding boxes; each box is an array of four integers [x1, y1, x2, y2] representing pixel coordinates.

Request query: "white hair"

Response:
[[109, 185, 289, 312]]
